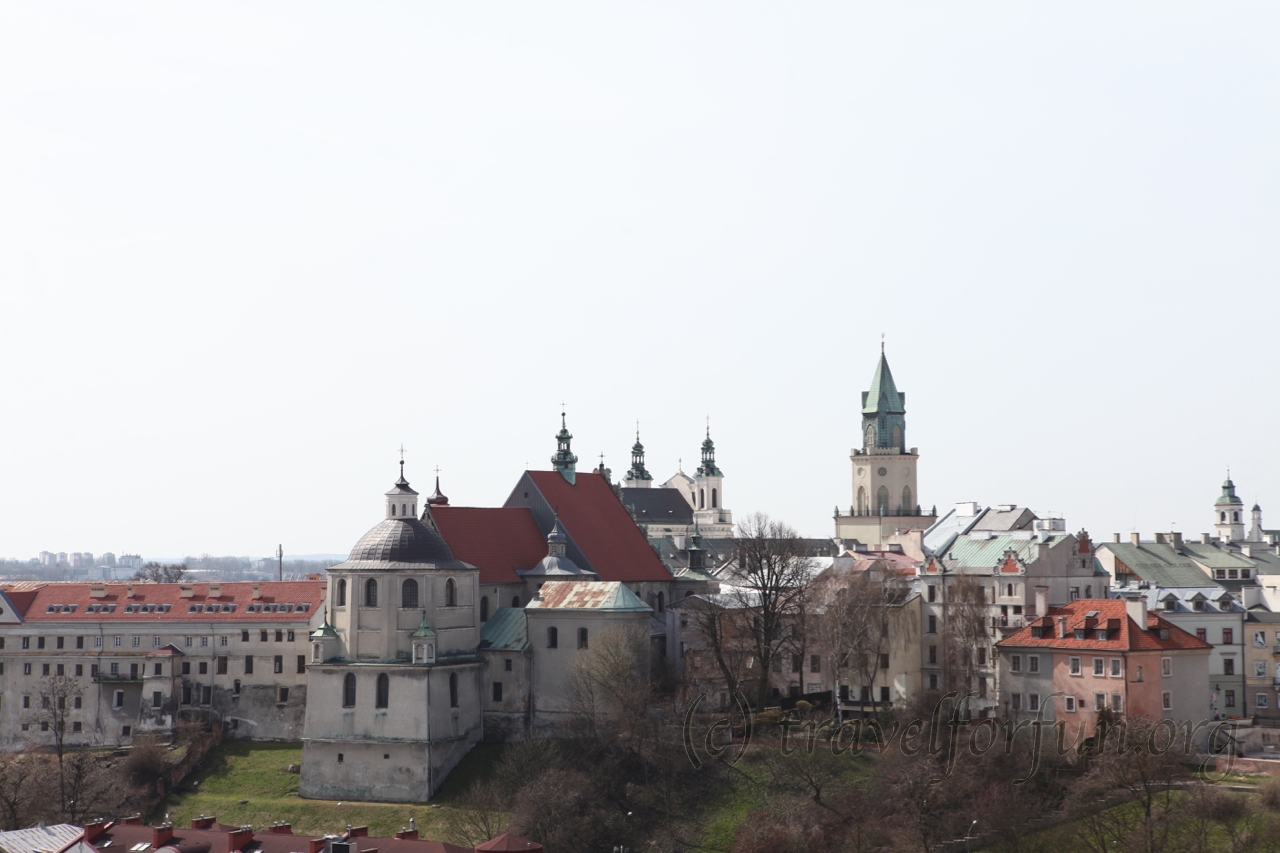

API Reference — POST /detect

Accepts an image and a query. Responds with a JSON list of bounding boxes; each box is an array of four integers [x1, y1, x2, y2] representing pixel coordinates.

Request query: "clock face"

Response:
[[878, 467, 887, 477]]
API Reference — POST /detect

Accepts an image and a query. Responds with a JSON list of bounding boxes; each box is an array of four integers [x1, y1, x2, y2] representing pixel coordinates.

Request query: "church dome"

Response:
[[331, 465, 472, 571]]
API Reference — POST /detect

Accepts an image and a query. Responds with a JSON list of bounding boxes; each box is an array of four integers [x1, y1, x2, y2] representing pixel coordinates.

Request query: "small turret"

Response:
[[551, 412, 578, 485], [624, 424, 653, 487], [1215, 473, 1246, 543]]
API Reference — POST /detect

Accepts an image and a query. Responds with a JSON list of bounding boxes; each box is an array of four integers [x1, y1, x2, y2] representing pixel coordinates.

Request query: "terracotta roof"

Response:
[[433, 507, 548, 585], [524, 471, 674, 582], [0, 581, 325, 623], [996, 598, 1212, 652], [97, 824, 471, 853]]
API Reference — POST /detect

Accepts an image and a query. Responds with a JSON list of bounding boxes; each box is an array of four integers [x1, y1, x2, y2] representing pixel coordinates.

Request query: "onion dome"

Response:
[[427, 475, 450, 507]]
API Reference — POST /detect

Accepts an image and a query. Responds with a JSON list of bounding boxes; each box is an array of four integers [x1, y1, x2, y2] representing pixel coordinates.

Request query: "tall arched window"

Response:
[[445, 578, 456, 607], [856, 486, 867, 514], [699, 489, 705, 509], [547, 626, 558, 648], [876, 486, 889, 515], [512, 596, 521, 608], [902, 486, 912, 515], [365, 579, 378, 608], [336, 579, 347, 607], [448, 672, 458, 708], [480, 596, 489, 622], [892, 426, 902, 449], [1234, 511, 1241, 522], [657, 592, 665, 613], [375, 673, 389, 709], [577, 627, 588, 649], [401, 578, 419, 609], [391, 504, 397, 516], [865, 425, 876, 447], [711, 488, 717, 508], [401, 503, 407, 516], [342, 673, 356, 707], [1222, 512, 1227, 522]]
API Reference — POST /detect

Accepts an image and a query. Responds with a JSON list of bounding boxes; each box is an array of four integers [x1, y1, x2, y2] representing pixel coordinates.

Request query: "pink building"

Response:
[[997, 597, 1212, 745]]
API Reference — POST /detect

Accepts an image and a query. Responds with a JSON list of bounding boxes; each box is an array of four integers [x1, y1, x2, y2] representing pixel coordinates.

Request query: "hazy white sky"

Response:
[[1, 3, 1276, 560]]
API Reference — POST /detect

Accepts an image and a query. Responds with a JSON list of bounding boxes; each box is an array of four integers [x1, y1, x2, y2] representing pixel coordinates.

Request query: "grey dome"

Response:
[[332, 517, 469, 571]]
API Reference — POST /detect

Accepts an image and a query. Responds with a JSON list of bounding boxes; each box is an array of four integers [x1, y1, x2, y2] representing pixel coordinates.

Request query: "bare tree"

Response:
[[23, 675, 84, 816], [565, 623, 651, 745], [936, 574, 991, 714], [133, 561, 189, 582], [442, 780, 509, 847], [719, 513, 816, 710]]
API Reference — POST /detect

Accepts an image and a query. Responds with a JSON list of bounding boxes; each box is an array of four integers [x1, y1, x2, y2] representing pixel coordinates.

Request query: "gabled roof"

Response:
[[620, 487, 694, 526], [997, 599, 1212, 652], [526, 581, 652, 612], [478, 607, 529, 651], [433, 507, 548, 585], [520, 471, 674, 582], [971, 506, 1038, 532], [935, 534, 1068, 570], [0, 581, 324, 623], [1099, 542, 1217, 587]]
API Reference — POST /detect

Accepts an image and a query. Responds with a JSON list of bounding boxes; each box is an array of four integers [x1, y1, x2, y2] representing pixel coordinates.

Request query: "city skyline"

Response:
[[1, 4, 1276, 557]]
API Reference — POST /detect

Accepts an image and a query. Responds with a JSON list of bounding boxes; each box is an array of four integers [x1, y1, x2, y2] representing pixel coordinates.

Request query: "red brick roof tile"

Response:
[[0, 581, 325, 624], [432, 507, 549, 585], [996, 598, 1212, 652]]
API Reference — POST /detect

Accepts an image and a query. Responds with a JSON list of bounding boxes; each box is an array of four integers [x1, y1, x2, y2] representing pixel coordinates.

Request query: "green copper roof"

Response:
[[410, 614, 437, 638], [861, 351, 905, 415], [1216, 477, 1243, 506], [1101, 542, 1217, 587], [309, 616, 339, 639], [478, 606, 529, 651]]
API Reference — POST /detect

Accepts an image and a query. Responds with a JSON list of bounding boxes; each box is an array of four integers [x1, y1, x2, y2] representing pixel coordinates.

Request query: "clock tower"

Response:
[[835, 347, 935, 546]]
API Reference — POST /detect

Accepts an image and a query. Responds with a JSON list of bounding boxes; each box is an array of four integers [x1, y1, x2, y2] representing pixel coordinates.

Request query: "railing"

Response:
[[838, 506, 934, 519], [93, 673, 143, 683]]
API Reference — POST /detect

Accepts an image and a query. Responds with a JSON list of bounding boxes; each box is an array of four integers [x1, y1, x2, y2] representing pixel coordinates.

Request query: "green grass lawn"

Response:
[[149, 741, 509, 841]]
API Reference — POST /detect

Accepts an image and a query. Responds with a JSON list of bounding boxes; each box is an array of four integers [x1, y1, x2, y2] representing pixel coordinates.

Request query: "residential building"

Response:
[[997, 597, 1212, 745], [0, 579, 324, 747]]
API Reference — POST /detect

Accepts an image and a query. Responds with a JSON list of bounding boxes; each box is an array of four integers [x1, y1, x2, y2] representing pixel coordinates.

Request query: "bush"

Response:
[[123, 736, 171, 787], [1259, 776, 1280, 811]]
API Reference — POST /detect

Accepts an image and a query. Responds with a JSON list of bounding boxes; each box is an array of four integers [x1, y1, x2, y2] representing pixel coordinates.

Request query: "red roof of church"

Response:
[[525, 471, 674, 582], [432, 507, 549, 585]]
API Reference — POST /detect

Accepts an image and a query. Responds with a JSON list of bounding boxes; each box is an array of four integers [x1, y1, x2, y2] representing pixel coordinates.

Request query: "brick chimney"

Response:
[[191, 816, 217, 830], [1125, 595, 1148, 631], [268, 824, 293, 835], [394, 830, 418, 841], [227, 826, 255, 853], [84, 820, 111, 843], [349, 827, 369, 838], [308, 838, 327, 853], [153, 824, 175, 848], [122, 816, 143, 826]]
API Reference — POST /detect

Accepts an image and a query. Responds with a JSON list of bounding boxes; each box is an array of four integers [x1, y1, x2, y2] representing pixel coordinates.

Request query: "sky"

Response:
[[1, 3, 1277, 560]]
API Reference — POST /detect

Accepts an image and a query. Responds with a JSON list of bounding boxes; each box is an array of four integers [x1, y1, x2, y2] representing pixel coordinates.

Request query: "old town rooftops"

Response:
[[997, 599, 1211, 652], [0, 581, 324, 623]]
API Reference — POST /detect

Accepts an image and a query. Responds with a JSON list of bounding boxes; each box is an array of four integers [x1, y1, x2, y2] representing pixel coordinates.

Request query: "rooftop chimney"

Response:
[[1125, 595, 1148, 631], [307, 839, 327, 853], [191, 816, 217, 830], [1113, 533, 1121, 543], [226, 826, 255, 853], [1130, 532, 1141, 546], [84, 820, 111, 843], [125, 585, 135, 599], [180, 585, 195, 599], [394, 830, 418, 841], [268, 824, 292, 835], [1034, 586, 1048, 619], [1056, 616, 1068, 639], [89, 584, 107, 599], [207, 585, 221, 599], [122, 816, 143, 826], [349, 827, 369, 838], [1170, 532, 1183, 550], [153, 824, 175, 849], [1202, 533, 1212, 545]]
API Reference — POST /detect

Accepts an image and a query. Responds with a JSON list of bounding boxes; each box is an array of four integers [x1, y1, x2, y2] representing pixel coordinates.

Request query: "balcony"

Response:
[[93, 673, 143, 684]]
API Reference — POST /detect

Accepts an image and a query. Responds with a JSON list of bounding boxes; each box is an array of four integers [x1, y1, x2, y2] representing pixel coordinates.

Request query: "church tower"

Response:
[[693, 424, 731, 531], [551, 412, 578, 484], [835, 346, 934, 546], [1215, 475, 1246, 542], [623, 427, 653, 488]]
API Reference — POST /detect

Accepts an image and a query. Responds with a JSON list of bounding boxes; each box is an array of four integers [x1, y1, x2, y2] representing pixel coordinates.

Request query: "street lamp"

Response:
[[966, 819, 977, 852]]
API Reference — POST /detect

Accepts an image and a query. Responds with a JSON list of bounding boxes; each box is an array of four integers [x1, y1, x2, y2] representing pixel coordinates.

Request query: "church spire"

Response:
[[697, 420, 722, 477], [551, 410, 578, 484], [626, 422, 653, 483], [860, 347, 907, 451]]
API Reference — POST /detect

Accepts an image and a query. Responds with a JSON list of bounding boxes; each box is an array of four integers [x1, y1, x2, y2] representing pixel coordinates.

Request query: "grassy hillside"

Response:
[[149, 741, 507, 841]]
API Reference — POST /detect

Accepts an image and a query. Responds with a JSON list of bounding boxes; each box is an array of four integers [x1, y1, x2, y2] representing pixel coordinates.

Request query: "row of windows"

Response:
[[926, 646, 989, 666], [1066, 657, 1126, 677], [341, 672, 460, 709], [8, 629, 301, 651], [545, 627, 588, 649], [1008, 692, 1124, 713], [335, 578, 460, 609]]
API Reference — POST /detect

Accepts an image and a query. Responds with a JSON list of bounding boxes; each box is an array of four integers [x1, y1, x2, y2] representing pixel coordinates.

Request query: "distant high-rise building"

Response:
[[100, 552, 116, 567]]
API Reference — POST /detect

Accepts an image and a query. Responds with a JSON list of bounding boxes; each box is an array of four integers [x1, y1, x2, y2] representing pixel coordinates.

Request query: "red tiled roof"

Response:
[[996, 599, 1212, 652], [475, 834, 543, 852], [1, 581, 325, 623], [432, 507, 548, 585], [97, 824, 472, 853], [525, 471, 674, 582]]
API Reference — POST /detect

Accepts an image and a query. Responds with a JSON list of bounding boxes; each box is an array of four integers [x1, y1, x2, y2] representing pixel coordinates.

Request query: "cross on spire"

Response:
[[399, 443, 406, 479]]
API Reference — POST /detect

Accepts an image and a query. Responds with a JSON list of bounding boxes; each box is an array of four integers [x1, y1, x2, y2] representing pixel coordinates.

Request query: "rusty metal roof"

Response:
[[525, 581, 651, 612]]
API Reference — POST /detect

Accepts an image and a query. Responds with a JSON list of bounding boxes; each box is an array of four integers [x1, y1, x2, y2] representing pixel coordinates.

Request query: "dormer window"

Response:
[[1074, 629, 1086, 640], [1193, 600, 1205, 611], [1164, 599, 1176, 611]]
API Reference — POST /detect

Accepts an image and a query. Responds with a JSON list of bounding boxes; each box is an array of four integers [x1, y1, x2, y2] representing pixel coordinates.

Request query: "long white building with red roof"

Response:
[[0, 579, 326, 746]]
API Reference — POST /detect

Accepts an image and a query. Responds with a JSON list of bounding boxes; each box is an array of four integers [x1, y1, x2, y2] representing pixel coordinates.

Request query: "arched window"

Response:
[[391, 504, 396, 516], [547, 627, 558, 648], [445, 578, 456, 607], [1085, 585, 1092, 598], [401, 503, 407, 516], [577, 627, 588, 649], [876, 486, 889, 515], [699, 489, 705, 509], [480, 596, 489, 622], [343, 673, 356, 707], [449, 672, 458, 708], [657, 592, 665, 613], [856, 486, 867, 514], [512, 596, 521, 608], [375, 673, 389, 709], [1234, 511, 1240, 522], [902, 486, 912, 515], [336, 579, 347, 607], [1222, 512, 1227, 522], [401, 578, 419, 609], [365, 579, 378, 608], [711, 488, 717, 508], [865, 425, 876, 447], [892, 425, 902, 449]]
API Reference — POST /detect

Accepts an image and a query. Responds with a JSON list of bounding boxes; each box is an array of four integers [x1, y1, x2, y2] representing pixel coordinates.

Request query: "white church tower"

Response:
[[1215, 475, 1246, 543]]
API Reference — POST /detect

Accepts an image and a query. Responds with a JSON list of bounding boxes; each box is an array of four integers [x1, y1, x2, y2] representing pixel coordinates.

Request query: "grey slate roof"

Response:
[[332, 515, 471, 571], [971, 506, 1038, 532], [621, 487, 694, 525], [1101, 542, 1216, 588], [1181, 542, 1255, 570]]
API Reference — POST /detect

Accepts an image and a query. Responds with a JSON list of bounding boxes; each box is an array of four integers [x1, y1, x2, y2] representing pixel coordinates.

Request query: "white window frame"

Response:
[[1069, 657, 1081, 676], [1162, 691, 1172, 711], [1065, 696, 1077, 712], [1094, 693, 1106, 711], [1110, 658, 1122, 678], [1258, 693, 1269, 709], [1111, 693, 1123, 712], [1093, 658, 1105, 677], [113, 636, 122, 647], [1161, 657, 1172, 676]]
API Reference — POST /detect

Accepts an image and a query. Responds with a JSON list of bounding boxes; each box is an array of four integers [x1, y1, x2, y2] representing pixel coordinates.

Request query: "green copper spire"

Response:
[[1216, 473, 1243, 506], [551, 410, 578, 484], [860, 346, 907, 451], [626, 423, 653, 482], [696, 422, 722, 477], [411, 613, 437, 638]]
